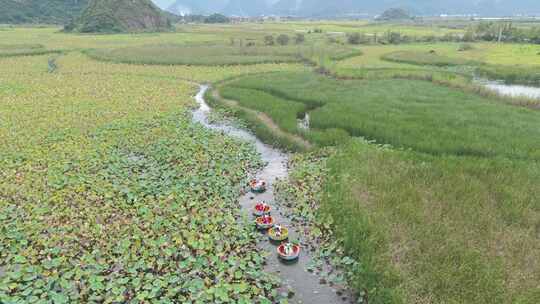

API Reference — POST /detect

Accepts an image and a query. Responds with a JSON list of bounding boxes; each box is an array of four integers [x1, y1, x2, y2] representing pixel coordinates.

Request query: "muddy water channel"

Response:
[[192, 85, 350, 304]]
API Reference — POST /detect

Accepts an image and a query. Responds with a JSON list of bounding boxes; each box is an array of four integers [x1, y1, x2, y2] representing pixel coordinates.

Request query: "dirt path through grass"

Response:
[[211, 87, 313, 150]]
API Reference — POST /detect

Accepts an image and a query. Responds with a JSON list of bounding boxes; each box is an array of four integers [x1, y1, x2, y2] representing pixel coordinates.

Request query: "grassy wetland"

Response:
[[1, 19, 540, 304]]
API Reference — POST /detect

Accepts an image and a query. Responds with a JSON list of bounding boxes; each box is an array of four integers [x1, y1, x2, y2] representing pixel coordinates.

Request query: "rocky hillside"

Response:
[[67, 0, 172, 33]]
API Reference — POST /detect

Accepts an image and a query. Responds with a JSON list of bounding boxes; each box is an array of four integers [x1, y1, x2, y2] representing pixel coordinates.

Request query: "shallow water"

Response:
[[193, 85, 350, 304], [476, 79, 540, 99], [298, 113, 310, 130]]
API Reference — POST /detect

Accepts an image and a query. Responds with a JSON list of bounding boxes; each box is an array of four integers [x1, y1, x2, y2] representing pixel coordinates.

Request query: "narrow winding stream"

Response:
[[192, 85, 350, 304]]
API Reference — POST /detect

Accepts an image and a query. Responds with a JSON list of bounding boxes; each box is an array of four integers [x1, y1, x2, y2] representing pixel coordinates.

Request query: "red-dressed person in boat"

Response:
[[277, 242, 300, 261], [255, 214, 274, 230], [250, 179, 267, 193], [253, 202, 271, 216]]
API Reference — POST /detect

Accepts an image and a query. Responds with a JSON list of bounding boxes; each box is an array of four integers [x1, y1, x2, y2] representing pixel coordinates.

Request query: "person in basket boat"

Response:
[[250, 179, 267, 193]]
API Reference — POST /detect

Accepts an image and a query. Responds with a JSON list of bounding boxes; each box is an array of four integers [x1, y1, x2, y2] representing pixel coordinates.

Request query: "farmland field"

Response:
[[1, 20, 540, 304]]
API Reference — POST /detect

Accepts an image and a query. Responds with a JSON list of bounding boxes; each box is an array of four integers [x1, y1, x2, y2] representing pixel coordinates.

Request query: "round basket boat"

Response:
[[268, 225, 289, 241], [253, 202, 271, 217], [255, 215, 274, 230], [250, 179, 267, 193], [277, 243, 301, 261]]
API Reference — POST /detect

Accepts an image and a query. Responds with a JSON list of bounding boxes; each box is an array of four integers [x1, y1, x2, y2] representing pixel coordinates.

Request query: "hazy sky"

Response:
[[152, 0, 175, 9]]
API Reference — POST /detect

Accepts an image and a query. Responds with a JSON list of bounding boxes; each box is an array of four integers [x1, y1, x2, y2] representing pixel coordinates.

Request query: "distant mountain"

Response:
[[0, 0, 89, 24], [67, 0, 171, 33], [165, 0, 540, 17], [376, 8, 413, 21]]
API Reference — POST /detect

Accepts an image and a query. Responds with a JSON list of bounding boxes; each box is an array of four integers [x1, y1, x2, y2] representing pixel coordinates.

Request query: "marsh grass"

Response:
[[377, 49, 540, 87], [220, 86, 307, 133], [330, 65, 540, 108], [222, 72, 540, 160], [204, 88, 308, 151], [477, 64, 540, 86], [221, 71, 540, 303], [381, 50, 477, 67], [322, 140, 540, 304]]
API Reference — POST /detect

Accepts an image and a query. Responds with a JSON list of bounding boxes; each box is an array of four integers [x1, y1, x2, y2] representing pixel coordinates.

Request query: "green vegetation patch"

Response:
[[0, 82, 26, 95], [221, 72, 540, 159], [321, 139, 540, 303], [220, 87, 307, 133], [85, 44, 360, 66], [381, 50, 476, 67], [477, 64, 540, 86], [0, 44, 61, 58]]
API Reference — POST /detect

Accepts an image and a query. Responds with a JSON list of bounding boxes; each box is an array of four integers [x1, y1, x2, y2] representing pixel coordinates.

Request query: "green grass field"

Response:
[[220, 71, 540, 159], [320, 141, 540, 304]]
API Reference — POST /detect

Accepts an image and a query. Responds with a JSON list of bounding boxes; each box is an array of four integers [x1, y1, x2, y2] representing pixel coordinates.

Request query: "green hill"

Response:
[[0, 0, 89, 24], [376, 8, 413, 21], [67, 0, 172, 33]]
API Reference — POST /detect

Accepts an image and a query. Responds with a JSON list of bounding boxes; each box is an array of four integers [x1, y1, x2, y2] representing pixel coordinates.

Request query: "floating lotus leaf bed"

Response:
[[277, 243, 301, 261]]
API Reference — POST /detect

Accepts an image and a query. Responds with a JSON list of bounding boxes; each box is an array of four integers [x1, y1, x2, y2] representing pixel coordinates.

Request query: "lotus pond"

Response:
[[0, 52, 297, 303]]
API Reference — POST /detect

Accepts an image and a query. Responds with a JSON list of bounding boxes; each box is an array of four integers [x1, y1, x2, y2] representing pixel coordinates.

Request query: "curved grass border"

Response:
[[205, 85, 311, 152], [0, 49, 63, 58], [214, 71, 357, 149], [83, 44, 363, 67], [83, 48, 303, 67], [380, 50, 478, 67]]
